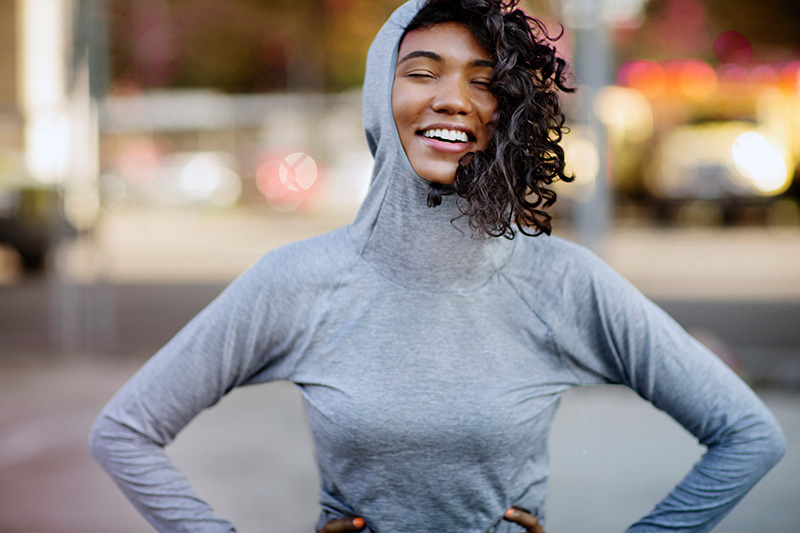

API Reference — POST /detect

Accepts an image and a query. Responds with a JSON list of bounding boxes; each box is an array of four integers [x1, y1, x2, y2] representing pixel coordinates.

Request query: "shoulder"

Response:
[[244, 225, 358, 291], [502, 233, 649, 338], [503, 233, 615, 294], [203, 226, 358, 356], [211, 226, 358, 323]]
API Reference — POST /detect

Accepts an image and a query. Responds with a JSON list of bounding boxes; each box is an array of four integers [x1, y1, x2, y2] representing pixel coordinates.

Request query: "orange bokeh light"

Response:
[[779, 61, 800, 92], [617, 60, 666, 99], [664, 59, 718, 102]]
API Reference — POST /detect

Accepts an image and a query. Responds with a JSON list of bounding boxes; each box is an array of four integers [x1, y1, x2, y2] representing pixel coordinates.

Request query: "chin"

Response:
[[414, 162, 459, 185]]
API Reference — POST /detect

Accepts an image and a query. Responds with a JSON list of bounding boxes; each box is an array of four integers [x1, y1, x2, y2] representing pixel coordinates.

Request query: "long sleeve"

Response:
[[556, 248, 786, 532], [89, 255, 302, 532]]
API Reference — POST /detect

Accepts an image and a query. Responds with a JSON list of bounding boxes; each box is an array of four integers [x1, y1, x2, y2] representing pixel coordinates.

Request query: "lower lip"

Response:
[[418, 135, 473, 154]]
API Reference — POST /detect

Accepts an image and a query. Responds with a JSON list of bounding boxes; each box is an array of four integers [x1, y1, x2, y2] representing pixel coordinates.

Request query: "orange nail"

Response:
[[505, 508, 515, 516], [353, 517, 365, 528]]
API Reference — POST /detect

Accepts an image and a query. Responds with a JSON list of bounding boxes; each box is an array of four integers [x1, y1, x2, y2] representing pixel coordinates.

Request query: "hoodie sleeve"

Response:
[[557, 249, 786, 533], [88, 255, 302, 532]]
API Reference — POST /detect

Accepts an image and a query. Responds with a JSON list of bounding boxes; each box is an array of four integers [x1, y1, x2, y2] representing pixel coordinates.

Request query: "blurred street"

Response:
[[0, 208, 799, 532], [2, 0, 799, 530]]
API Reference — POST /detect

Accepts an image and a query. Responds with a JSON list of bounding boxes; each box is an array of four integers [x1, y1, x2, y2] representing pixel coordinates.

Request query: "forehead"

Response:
[[397, 22, 491, 62]]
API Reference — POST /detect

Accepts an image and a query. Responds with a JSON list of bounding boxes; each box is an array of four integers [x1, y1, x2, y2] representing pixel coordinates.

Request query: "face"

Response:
[[392, 22, 497, 185]]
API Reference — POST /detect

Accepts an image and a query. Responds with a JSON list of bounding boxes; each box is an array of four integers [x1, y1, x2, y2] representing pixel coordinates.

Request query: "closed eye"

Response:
[[407, 71, 436, 79]]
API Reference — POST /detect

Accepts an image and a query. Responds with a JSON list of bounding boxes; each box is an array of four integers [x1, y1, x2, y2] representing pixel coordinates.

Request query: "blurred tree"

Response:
[[705, 0, 800, 57], [323, 0, 406, 89], [109, 0, 405, 93], [615, 0, 714, 63], [615, 0, 800, 65]]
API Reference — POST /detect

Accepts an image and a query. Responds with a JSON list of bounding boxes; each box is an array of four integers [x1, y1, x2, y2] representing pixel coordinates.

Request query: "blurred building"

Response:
[[101, 89, 373, 214], [609, 58, 800, 225], [0, 0, 23, 193], [552, 0, 800, 228], [0, 0, 105, 270]]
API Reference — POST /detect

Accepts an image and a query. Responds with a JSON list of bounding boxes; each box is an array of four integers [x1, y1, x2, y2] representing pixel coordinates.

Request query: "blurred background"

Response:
[[0, 0, 798, 531]]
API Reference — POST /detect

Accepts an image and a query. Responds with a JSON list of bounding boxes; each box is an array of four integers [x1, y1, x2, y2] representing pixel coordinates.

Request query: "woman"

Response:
[[90, 1, 785, 532]]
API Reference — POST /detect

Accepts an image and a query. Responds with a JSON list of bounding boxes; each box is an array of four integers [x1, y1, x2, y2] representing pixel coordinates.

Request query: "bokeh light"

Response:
[[178, 152, 242, 208], [731, 132, 790, 194], [117, 139, 160, 185], [616, 60, 666, 99], [713, 30, 753, 65], [594, 86, 654, 144], [561, 131, 600, 202], [672, 59, 718, 102], [256, 152, 319, 212]]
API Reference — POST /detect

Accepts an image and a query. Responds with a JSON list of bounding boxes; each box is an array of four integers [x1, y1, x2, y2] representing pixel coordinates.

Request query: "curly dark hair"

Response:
[[403, 0, 574, 237]]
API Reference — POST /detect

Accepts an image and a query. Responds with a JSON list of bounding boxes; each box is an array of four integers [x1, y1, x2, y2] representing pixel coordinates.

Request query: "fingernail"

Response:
[[505, 508, 516, 516], [353, 517, 365, 528]]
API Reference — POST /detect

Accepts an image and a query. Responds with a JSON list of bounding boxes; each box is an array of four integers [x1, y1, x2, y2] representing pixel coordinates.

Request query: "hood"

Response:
[[349, 0, 515, 292]]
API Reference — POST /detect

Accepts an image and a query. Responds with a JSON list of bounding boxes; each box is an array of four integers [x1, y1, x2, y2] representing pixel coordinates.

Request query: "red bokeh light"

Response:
[[713, 30, 753, 65], [255, 150, 320, 211]]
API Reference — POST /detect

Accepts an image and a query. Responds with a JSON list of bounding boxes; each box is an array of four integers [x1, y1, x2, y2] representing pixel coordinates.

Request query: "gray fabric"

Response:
[[90, 1, 785, 532]]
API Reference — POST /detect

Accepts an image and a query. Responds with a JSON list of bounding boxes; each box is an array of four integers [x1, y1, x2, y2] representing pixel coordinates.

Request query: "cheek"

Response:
[[392, 96, 415, 130], [392, 80, 431, 127], [391, 79, 410, 126], [391, 84, 401, 124], [478, 101, 497, 144], [391, 90, 416, 156], [480, 98, 497, 124], [478, 103, 496, 133]]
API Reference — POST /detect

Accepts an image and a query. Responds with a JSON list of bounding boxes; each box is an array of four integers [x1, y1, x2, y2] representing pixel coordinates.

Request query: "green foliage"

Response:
[[618, 0, 800, 64], [706, 0, 800, 55], [109, 0, 405, 93]]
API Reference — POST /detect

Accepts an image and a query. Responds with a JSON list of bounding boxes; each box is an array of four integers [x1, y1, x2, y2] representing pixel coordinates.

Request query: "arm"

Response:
[[561, 253, 785, 532], [89, 260, 298, 532]]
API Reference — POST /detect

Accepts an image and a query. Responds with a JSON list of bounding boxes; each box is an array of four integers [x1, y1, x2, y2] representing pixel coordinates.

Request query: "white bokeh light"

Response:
[[731, 132, 789, 194]]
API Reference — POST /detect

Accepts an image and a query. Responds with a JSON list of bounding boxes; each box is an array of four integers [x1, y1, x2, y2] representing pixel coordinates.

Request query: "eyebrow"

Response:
[[397, 50, 494, 69]]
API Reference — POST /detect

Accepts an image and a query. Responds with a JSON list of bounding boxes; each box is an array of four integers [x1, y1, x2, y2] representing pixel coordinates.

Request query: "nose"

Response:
[[431, 76, 473, 115]]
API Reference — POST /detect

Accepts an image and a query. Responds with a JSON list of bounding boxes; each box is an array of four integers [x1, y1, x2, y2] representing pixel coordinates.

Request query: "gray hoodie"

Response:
[[90, 1, 785, 531]]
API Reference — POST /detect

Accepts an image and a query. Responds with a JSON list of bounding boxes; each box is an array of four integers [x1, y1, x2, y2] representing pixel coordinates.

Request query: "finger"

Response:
[[503, 508, 545, 533], [318, 517, 366, 533]]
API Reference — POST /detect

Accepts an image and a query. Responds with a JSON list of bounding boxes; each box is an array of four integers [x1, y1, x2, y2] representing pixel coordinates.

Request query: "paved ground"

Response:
[[1, 206, 799, 532]]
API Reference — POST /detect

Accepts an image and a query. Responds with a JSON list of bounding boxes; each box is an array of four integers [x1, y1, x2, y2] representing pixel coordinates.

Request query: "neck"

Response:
[[350, 163, 513, 292]]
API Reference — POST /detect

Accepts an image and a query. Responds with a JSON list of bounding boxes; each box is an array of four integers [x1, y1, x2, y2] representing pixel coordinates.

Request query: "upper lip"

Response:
[[417, 123, 476, 141]]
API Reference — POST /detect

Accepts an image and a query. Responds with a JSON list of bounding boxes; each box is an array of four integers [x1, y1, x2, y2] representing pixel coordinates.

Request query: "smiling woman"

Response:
[[90, 1, 785, 532], [392, 22, 497, 185], [390, 0, 574, 235]]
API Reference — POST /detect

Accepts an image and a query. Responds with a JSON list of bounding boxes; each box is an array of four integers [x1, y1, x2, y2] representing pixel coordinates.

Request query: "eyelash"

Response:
[[406, 73, 491, 87]]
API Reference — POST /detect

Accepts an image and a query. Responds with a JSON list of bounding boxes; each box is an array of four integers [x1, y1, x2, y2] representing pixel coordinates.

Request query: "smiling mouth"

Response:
[[419, 128, 472, 143]]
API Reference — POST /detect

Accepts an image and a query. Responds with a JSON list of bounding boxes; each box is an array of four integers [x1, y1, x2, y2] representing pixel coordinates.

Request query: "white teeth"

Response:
[[423, 128, 469, 143]]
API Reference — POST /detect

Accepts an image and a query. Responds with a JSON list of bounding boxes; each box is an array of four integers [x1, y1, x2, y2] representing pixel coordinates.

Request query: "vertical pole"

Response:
[[565, 0, 612, 256], [79, 0, 115, 353]]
